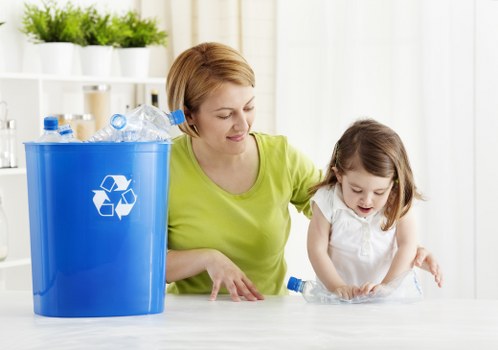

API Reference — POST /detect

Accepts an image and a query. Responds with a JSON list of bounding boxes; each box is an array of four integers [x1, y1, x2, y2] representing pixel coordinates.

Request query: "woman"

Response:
[[165, 42, 442, 302]]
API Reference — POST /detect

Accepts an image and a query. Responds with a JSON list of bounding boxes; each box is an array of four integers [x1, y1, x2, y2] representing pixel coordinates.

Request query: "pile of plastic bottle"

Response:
[[36, 104, 185, 143]]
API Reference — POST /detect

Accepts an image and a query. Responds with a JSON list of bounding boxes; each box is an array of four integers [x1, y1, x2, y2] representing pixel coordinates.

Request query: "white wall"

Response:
[[277, 0, 498, 299]]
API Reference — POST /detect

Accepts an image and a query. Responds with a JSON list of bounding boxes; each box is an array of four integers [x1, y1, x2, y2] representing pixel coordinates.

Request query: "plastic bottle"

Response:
[[288, 270, 423, 304], [36, 116, 62, 142], [87, 104, 185, 142], [59, 124, 82, 143], [287, 277, 345, 304], [0, 195, 8, 261]]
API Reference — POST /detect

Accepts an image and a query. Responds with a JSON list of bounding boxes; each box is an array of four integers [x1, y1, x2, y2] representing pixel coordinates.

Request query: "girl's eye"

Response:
[[244, 106, 255, 112], [374, 191, 386, 196], [352, 188, 362, 193]]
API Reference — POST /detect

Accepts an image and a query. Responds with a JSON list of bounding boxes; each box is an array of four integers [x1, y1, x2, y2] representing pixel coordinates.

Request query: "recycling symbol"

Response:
[[92, 175, 137, 220]]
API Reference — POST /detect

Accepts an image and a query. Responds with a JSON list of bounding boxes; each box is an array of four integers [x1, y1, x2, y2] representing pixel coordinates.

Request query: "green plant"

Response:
[[21, 0, 84, 44], [80, 7, 121, 46], [116, 11, 167, 48]]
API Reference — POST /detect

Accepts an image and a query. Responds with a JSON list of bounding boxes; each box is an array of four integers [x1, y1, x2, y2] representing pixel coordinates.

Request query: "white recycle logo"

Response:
[[92, 175, 137, 220]]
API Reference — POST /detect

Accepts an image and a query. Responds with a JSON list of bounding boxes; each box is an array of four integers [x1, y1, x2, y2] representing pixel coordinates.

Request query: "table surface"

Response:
[[1, 291, 498, 349]]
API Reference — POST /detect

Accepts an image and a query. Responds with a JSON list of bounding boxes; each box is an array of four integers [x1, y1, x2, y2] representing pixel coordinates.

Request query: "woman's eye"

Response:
[[244, 106, 255, 111], [352, 188, 362, 193], [374, 192, 385, 196], [218, 114, 232, 120]]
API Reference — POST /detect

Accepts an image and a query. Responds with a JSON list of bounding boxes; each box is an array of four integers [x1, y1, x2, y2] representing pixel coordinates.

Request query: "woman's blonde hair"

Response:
[[310, 119, 422, 230], [166, 42, 255, 137]]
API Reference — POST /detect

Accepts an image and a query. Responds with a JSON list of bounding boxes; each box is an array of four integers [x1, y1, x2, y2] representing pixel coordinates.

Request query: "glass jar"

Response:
[[83, 84, 110, 130]]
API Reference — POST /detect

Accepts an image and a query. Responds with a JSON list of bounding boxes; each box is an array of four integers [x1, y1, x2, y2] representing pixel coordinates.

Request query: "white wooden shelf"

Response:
[[0, 167, 27, 177], [0, 258, 31, 270], [0, 72, 165, 85]]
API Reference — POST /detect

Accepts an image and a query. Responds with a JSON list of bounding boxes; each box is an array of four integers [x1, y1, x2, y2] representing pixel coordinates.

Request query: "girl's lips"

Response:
[[358, 206, 372, 214]]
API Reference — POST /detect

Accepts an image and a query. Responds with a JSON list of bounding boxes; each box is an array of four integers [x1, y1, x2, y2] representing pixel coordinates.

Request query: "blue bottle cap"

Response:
[[59, 124, 73, 136], [110, 114, 127, 130], [287, 276, 302, 292], [44, 116, 59, 131], [170, 109, 185, 125]]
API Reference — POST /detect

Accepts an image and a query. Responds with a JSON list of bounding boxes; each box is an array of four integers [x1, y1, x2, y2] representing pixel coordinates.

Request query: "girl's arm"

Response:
[[381, 208, 419, 285], [307, 202, 358, 299]]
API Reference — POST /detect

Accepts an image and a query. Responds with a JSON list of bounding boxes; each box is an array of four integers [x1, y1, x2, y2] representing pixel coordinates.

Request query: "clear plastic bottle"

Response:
[[0, 195, 8, 261], [36, 116, 62, 142], [288, 270, 423, 304], [287, 277, 345, 304], [59, 124, 82, 143], [87, 104, 185, 142]]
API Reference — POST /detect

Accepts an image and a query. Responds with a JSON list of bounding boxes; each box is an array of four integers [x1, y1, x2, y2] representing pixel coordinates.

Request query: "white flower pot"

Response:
[[80, 45, 113, 77], [118, 47, 150, 78], [37, 42, 75, 75]]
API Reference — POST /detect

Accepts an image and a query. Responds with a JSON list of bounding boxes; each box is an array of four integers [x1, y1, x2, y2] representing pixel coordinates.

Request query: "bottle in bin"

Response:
[[36, 116, 62, 142], [87, 104, 185, 142], [59, 124, 82, 143]]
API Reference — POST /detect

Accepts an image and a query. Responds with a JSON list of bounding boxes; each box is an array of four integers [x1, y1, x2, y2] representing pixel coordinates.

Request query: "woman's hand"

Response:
[[205, 250, 264, 302], [413, 246, 443, 288]]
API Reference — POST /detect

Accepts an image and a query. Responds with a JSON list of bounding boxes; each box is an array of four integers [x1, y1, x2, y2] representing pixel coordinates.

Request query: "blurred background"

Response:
[[0, 0, 496, 299]]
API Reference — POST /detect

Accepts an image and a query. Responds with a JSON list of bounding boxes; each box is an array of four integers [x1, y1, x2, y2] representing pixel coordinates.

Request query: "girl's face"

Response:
[[189, 82, 255, 155], [334, 166, 393, 218]]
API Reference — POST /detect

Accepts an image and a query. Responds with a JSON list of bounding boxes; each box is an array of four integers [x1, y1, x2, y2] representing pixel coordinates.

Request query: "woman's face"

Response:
[[190, 82, 255, 155]]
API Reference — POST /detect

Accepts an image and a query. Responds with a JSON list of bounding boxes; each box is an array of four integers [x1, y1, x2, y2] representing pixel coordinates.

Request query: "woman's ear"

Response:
[[332, 167, 342, 183], [184, 106, 194, 124]]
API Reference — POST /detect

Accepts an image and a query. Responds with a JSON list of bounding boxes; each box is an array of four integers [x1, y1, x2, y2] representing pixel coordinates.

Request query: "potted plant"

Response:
[[79, 7, 121, 76], [115, 11, 168, 77], [21, 0, 84, 75]]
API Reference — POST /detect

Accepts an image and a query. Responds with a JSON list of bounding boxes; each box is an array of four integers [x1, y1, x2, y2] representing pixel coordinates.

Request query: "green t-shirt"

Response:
[[166, 132, 321, 295]]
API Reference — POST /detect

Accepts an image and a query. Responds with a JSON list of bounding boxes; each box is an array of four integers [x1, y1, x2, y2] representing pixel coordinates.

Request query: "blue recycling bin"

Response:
[[24, 142, 170, 317]]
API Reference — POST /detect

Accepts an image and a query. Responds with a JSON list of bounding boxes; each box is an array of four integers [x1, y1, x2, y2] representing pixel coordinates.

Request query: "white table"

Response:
[[1, 291, 497, 349]]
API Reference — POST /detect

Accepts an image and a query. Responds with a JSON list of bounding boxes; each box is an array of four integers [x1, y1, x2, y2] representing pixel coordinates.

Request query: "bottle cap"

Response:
[[287, 276, 302, 292], [44, 116, 59, 131], [110, 114, 127, 130], [59, 124, 73, 136], [170, 109, 185, 125]]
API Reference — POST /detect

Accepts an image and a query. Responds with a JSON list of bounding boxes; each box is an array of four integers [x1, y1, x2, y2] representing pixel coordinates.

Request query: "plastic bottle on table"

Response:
[[86, 104, 185, 142], [36, 116, 62, 142], [287, 277, 345, 304], [59, 124, 82, 143], [288, 270, 423, 304], [0, 195, 8, 261]]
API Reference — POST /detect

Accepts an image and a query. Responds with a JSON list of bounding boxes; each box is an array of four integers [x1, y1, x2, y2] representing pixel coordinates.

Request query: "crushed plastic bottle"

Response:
[[87, 104, 185, 142], [59, 124, 82, 143], [287, 269, 423, 304], [36, 116, 62, 142]]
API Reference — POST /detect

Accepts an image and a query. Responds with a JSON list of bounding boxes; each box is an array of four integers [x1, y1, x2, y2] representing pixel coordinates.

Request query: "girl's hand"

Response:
[[334, 285, 359, 300], [413, 246, 443, 288], [205, 250, 264, 302]]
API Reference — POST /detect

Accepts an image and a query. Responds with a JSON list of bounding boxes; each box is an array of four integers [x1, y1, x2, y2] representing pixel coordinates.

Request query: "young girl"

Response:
[[307, 119, 422, 300]]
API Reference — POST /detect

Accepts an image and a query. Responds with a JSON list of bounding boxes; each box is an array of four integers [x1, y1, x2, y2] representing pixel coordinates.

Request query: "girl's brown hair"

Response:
[[166, 42, 255, 137], [310, 119, 422, 230]]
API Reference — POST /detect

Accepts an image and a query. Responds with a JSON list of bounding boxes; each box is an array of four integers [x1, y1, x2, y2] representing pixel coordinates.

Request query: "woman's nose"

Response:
[[233, 112, 249, 131]]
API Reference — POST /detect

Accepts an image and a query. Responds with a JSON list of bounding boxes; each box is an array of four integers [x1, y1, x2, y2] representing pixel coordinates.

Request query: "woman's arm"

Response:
[[414, 247, 443, 287], [166, 249, 264, 302], [307, 203, 358, 299]]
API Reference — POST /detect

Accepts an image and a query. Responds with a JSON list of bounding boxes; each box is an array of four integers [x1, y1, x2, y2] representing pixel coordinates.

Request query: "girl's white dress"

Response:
[[311, 185, 397, 286]]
